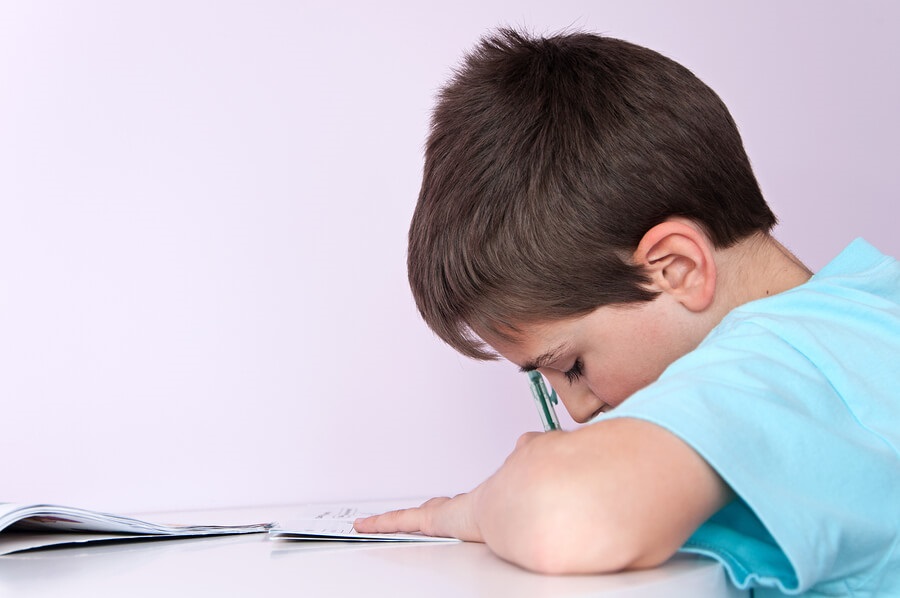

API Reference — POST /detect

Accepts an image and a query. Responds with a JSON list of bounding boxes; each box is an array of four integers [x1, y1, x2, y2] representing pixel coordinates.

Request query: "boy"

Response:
[[354, 29, 900, 596]]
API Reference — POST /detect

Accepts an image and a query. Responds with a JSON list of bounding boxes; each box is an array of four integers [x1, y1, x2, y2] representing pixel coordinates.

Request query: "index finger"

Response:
[[354, 498, 450, 534]]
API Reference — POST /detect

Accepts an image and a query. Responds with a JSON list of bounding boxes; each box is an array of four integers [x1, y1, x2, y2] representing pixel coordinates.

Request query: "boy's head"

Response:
[[408, 28, 776, 361]]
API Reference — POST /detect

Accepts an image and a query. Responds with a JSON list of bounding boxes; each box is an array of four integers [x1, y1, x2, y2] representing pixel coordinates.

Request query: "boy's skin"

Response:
[[355, 218, 813, 574]]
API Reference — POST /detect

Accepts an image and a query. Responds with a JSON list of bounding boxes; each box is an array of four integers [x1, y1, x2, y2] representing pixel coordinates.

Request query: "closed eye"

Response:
[[563, 358, 583, 384]]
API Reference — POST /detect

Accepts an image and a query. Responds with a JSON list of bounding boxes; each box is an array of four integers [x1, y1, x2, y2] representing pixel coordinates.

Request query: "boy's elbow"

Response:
[[511, 518, 673, 575]]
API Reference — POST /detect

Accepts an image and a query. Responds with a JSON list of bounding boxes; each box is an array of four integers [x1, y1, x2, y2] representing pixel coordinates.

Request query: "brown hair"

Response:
[[408, 29, 776, 359]]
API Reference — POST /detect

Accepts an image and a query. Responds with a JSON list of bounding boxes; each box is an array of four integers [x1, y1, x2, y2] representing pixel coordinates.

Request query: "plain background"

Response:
[[1, 1, 898, 513]]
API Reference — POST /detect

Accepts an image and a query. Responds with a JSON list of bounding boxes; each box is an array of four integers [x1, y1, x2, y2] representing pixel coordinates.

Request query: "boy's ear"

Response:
[[632, 219, 717, 312]]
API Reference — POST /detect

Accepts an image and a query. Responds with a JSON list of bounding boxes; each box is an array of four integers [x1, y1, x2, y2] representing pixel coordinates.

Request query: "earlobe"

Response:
[[633, 219, 717, 312]]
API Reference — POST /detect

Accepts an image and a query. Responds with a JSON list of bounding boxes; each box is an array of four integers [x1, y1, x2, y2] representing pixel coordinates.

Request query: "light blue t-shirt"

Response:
[[601, 239, 900, 597]]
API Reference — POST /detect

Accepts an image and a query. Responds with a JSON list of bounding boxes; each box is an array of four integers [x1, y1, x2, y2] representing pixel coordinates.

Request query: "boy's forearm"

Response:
[[474, 420, 731, 574], [356, 419, 729, 574]]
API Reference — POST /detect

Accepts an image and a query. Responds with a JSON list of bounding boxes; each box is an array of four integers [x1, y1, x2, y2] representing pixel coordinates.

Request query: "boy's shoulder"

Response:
[[601, 239, 900, 595], [718, 237, 898, 331], [692, 239, 899, 400]]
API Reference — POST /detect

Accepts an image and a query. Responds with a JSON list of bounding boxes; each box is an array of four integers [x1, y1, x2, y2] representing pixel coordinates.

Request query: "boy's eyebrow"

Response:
[[518, 344, 571, 373]]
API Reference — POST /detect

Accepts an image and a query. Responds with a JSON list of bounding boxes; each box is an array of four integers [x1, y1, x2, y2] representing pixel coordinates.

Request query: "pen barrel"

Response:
[[528, 373, 560, 432]]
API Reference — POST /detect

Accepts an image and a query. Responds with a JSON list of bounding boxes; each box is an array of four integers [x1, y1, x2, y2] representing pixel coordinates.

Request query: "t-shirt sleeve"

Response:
[[600, 321, 899, 594]]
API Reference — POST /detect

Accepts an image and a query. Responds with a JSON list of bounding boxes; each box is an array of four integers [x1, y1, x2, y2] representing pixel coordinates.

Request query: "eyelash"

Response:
[[563, 359, 583, 384]]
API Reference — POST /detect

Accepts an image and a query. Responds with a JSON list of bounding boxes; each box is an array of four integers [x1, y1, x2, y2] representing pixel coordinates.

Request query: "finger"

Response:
[[420, 493, 482, 541], [354, 495, 482, 542], [419, 496, 451, 509], [353, 500, 448, 534], [353, 508, 423, 534]]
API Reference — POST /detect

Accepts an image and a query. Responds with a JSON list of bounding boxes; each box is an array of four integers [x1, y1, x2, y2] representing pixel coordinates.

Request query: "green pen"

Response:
[[527, 370, 560, 431]]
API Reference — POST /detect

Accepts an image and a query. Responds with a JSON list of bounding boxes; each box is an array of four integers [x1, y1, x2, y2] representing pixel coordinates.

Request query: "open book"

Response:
[[0, 502, 273, 556]]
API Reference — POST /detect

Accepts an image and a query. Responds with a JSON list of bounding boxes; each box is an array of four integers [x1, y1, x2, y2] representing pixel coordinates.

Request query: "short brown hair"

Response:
[[408, 29, 776, 359]]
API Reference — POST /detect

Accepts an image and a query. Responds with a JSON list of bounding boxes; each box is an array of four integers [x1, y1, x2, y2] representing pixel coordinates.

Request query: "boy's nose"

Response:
[[557, 386, 605, 424]]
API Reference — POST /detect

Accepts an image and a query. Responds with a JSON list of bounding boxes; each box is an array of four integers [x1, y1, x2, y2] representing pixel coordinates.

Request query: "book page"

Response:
[[0, 502, 273, 556]]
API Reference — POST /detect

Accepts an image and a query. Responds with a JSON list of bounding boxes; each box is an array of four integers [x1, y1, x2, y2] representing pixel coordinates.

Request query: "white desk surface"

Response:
[[0, 502, 748, 597]]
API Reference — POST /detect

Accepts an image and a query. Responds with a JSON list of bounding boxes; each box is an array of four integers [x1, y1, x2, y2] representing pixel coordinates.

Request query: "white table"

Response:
[[0, 503, 747, 597]]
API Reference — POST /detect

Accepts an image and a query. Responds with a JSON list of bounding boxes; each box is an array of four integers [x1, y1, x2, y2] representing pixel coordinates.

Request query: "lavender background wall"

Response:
[[1, 1, 897, 512]]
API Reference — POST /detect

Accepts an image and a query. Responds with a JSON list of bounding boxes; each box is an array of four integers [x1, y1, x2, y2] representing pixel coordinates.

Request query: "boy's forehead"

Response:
[[517, 342, 575, 372], [477, 318, 579, 370]]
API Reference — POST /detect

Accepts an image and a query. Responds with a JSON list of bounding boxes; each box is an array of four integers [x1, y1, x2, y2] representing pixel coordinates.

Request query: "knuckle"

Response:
[[515, 432, 540, 450]]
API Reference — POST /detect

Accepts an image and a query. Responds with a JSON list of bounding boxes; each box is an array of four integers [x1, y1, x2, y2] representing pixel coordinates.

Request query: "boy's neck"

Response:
[[714, 233, 814, 316]]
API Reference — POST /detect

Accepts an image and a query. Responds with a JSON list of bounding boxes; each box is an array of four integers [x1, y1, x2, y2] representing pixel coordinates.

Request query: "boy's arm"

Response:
[[354, 418, 732, 574]]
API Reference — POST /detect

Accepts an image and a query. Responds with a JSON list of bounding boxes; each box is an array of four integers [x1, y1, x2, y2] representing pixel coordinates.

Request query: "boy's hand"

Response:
[[353, 492, 484, 542], [353, 432, 542, 540]]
